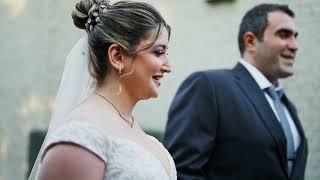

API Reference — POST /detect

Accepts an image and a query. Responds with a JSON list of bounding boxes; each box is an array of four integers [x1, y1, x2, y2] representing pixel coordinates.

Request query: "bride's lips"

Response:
[[152, 75, 163, 87]]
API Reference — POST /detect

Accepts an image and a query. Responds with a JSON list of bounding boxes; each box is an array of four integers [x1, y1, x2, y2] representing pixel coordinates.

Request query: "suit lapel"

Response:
[[282, 94, 307, 178], [232, 63, 289, 174], [282, 95, 305, 139]]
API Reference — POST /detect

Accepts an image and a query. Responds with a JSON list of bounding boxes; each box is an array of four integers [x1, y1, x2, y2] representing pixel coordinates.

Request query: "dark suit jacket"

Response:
[[164, 63, 308, 180]]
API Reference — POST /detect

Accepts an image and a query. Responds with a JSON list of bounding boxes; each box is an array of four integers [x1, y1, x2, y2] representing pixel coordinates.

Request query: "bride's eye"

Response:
[[154, 48, 168, 57], [154, 50, 165, 57]]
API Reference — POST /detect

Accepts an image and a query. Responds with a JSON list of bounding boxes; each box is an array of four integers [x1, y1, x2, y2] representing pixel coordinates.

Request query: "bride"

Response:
[[28, 0, 176, 179]]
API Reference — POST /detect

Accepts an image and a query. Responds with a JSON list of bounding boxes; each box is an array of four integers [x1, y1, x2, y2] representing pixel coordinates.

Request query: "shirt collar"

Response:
[[239, 58, 283, 91]]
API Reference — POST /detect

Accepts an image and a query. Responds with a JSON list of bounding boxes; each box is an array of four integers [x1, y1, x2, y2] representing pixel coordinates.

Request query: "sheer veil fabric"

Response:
[[28, 36, 94, 179]]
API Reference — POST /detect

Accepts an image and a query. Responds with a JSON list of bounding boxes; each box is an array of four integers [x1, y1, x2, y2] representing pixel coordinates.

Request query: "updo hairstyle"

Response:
[[71, 0, 171, 86]]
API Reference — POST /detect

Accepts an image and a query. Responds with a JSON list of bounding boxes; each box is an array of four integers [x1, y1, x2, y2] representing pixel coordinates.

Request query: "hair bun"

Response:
[[71, 0, 94, 30], [72, 0, 111, 30]]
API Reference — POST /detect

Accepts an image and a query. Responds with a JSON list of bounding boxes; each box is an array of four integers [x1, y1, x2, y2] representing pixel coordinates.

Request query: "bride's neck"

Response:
[[94, 82, 136, 120]]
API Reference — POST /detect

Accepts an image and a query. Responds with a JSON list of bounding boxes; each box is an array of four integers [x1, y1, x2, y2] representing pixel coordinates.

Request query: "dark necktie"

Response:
[[265, 87, 295, 175]]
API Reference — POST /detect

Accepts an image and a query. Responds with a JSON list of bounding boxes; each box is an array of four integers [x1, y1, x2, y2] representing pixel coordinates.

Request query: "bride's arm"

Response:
[[39, 143, 106, 180]]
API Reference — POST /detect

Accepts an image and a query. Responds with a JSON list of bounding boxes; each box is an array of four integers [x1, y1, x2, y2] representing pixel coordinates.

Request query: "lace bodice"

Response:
[[38, 121, 176, 180]]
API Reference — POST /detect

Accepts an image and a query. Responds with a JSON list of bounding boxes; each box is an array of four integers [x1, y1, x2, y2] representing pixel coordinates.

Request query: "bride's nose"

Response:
[[161, 63, 171, 73]]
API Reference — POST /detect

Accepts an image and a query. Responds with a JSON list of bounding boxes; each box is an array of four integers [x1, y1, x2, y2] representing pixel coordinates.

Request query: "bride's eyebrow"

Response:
[[152, 44, 168, 49]]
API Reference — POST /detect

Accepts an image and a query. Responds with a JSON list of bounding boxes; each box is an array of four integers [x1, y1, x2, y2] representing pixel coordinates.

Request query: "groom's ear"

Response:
[[243, 31, 259, 53], [107, 44, 125, 71]]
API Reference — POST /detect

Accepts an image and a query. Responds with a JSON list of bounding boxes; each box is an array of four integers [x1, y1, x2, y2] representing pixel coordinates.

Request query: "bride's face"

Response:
[[121, 28, 171, 100]]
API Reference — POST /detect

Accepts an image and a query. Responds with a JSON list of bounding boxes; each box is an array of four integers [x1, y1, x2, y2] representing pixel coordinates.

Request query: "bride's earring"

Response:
[[118, 64, 123, 74], [114, 64, 124, 95]]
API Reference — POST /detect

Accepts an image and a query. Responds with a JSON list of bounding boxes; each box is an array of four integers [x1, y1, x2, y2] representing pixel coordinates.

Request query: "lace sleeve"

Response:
[[41, 121, 111, 163]]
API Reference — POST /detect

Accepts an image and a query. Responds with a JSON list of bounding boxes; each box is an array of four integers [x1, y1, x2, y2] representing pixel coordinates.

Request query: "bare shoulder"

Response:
[[68, 97, 113, 123], [39, 143, 106, 180]]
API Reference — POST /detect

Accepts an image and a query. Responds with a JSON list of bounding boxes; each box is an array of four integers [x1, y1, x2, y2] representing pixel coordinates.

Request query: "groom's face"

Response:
[[254, 11, 298, 84]]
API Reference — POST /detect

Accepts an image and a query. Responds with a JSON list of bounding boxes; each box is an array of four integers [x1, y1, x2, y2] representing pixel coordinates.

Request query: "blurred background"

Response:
[[0, 0, 319, 179]]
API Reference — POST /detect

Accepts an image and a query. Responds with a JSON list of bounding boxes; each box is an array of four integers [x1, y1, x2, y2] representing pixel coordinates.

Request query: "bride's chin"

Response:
[[143, 93, 159, 100], [141, 90, 159, 100], [138, 84, 160, 100], [151, 93, 159, 98], [150, 88, 159, 98]]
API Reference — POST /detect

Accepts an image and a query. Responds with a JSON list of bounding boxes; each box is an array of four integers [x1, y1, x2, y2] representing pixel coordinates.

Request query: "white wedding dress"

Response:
[[36, 121, 177, 180]]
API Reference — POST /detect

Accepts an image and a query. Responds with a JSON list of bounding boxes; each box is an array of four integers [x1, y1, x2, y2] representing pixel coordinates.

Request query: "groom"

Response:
[[164, 3, 308, 180]]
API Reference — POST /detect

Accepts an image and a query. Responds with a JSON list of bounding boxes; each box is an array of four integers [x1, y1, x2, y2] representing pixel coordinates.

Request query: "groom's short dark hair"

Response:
[[238, 3, 295, 56]]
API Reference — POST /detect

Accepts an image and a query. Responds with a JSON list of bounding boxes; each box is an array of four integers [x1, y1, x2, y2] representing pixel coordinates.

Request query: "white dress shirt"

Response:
[[239, 59, 301, 151]]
